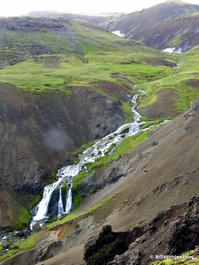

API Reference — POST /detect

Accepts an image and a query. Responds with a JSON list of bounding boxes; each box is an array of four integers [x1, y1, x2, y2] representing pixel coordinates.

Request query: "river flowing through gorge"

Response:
[[30, 89, 147, 229]]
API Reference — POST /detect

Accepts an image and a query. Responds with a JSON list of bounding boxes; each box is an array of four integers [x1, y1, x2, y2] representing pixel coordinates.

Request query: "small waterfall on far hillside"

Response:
[[30, 89, 149, 229]]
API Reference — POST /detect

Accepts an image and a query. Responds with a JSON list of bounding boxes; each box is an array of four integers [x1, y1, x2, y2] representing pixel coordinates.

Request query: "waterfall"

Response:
[[30, 164, 82, 229], [32, 181, 60, 223], [58, 187, 64, 217], [30, 89, 147, 229], [65, 188, 72, 214]]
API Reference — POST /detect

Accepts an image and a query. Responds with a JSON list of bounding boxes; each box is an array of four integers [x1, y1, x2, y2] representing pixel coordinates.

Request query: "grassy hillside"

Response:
[[0, 18, 176, 95], [138, 47, 199, 116], [0, 17, 198, 122]]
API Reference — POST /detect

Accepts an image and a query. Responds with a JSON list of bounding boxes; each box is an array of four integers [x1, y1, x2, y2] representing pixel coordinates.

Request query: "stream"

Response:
[[30, 89, 147, 229]]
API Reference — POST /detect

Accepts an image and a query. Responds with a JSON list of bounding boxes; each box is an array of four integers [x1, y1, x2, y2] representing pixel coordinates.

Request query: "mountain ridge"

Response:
[[108, 0, 199, 51]]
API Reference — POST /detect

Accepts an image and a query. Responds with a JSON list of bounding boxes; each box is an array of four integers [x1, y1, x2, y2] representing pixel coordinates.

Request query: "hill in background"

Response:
[[108, 0, 199, 52]]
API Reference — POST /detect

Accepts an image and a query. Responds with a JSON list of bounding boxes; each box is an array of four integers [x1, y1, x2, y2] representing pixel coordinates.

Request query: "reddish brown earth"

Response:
[[186, 79, 199, 90]]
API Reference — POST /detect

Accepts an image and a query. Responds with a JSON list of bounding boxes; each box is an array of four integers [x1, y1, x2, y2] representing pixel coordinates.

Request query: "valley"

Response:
[[0, 1, 199, 264]]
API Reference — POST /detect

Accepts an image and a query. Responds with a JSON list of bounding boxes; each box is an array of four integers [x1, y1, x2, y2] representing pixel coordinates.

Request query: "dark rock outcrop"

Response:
[[84, 195, 199, 265], [14, 163, 47, 194], [84, 225, 143, 265]]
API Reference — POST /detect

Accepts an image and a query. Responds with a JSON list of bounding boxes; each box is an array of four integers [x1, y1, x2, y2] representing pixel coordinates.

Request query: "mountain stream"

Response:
[[30, 89, 148, 229]]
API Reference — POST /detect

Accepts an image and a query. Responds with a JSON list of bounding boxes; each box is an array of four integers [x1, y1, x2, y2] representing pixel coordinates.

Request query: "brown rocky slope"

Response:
[[3, 95, 199, 264]]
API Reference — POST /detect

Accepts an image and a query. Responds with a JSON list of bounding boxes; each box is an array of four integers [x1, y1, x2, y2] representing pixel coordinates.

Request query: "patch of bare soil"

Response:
[[36, 56, 60, 68], [145, 57, 174, 67], [139, 89, 179, 118], [96, 82, 130, 102], [186, 79, 199, 90]]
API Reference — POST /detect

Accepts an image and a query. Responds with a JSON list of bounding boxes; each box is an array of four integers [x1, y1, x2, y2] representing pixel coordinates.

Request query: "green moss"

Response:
[[0, 249, 20, 262], [88, 244, 111, 264], [140, 118, 165, 130], [73, 194, 83, 209], [72, 169, 90, 193], [106, 143, 116, 154], [29, 194, 42, 210], [15, 233, 36, 251], [168, 30, 188, 47], [121, 102, 133, 123], [15, 208, 31, 230], [0, 231, 37, 263], [76, 141, 95, 155], [61, 185, 68, 198]]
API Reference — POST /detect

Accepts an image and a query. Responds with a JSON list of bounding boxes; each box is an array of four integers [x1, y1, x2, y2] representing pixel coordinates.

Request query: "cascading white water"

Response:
[[30, 164, 82, 229], [65, 188, 72, 214], [32, 181, 60, 222], [30, 89, 147, 229], [58, 187, 64, 217]]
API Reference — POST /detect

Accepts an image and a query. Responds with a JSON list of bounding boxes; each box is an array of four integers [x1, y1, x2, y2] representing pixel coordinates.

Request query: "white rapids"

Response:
[[30, 89, 147, 229]]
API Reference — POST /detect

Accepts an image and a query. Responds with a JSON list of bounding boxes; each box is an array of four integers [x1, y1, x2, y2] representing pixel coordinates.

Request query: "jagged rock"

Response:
[[11, 163, 47, 195], [152, 141, 159, 146], [84, 225, 142, 265], [31, 222, 41, 232], [85, 195, 199, 265], [37, 241, 63, 262]]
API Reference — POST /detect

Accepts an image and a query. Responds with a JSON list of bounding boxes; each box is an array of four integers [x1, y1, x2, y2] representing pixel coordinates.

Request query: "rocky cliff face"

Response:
[[0, 83, 124, 229]]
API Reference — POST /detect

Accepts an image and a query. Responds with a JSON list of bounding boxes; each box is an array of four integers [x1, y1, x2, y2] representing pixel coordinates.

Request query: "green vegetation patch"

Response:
[[121, 102, 133, 123], [0, 233, 37, 262], [14, 208, 31, 230], [88, 244, 111, 265], [138, 50, 199, 113], [0, 22, 177, 97], [76, 141, 95, 154]]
